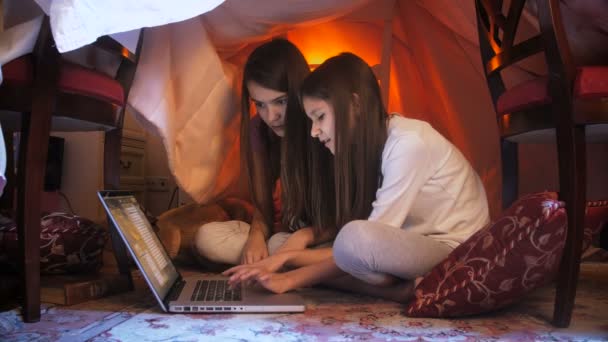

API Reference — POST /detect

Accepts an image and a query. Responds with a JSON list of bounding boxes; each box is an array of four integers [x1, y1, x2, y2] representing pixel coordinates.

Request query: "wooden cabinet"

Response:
[[119, 129, 146, 205]]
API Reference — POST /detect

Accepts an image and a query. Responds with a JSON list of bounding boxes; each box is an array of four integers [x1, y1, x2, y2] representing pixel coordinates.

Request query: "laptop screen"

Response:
[[100, 194, 179, 300]]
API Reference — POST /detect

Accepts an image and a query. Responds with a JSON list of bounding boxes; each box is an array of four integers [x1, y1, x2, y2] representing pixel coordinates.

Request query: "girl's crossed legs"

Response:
[[333, 220, 453, 286]]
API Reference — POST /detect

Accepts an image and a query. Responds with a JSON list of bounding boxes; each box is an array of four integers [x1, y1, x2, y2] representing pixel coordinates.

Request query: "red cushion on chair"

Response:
[[1, 56, 33, 85], [497, 67, 608, 114], [59, 62, 125, 105], [1, 56, 124, 106], [405, 192, 566, 318], [496, 77, 551, 114], [574, 66, 608, 100]]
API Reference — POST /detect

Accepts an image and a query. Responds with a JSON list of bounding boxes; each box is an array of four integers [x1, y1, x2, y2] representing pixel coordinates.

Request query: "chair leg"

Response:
[[553, 124, 586, 328], [103, 128, 122, 190], [16, 108, 52, 323], [15, 14, 61, 323], [501, 139, 518, 209]]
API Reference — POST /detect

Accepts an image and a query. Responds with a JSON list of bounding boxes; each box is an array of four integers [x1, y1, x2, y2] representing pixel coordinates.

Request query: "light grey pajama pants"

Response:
[[195, 219, 452, 285], [333, 220, 453, 285]]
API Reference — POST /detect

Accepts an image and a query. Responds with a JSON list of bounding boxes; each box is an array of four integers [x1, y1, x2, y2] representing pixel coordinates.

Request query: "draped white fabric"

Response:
[[2, 0, 607, 217], [128, 17, 241, 203], [33, 0, 225, 52], [128, 0, 378, 204], [126, 0, 513, 212]]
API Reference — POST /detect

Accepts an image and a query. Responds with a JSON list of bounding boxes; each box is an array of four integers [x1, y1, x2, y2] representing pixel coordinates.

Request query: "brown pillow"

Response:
[[156, 203, 229, 261], [405, 192, 567, 317], [217, 197, 254, 223], [0, 213, 107, 274]]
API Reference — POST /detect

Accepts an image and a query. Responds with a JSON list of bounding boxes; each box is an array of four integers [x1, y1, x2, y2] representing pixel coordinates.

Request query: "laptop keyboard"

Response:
[[191, 280, 242, 302]]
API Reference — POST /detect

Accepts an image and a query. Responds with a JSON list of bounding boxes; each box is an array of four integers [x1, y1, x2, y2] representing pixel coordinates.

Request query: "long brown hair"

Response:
[[240, 39, 310, 231], [300, 53, 388, 229]]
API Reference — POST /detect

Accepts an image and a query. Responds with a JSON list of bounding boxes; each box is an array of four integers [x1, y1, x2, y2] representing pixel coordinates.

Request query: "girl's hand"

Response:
[[240, 229, 268, 264], [223, 252, 290, 286], [255, 271, 294, 294]]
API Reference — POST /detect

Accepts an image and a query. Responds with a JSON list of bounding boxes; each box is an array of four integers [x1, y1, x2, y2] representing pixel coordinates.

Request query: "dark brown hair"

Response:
[[300, 52, 388, 229], [240, 38, 311, 231]]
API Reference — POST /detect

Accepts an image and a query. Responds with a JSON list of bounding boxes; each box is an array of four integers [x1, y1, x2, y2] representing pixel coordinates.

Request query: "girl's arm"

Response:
[[283, 247, 333, 268], [275, 225, 337, 254], [368, 134, 431, 227], [249, 207, 270, 239], [224, 248, 334, 286], [241, 208, 270, 264], [273, 227, 313, 253], [279, 258, 345, 290], [273, 226, 321, 253], [250, 258, 345, 294]]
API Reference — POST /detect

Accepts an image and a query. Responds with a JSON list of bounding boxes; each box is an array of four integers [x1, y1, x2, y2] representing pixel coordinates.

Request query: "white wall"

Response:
[[51, 131, 105, 222]]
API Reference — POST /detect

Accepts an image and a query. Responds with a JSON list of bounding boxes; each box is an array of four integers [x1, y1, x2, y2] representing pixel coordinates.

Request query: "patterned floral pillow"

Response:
[[0, 212, 107, 274], [405, 192, 567, 317]]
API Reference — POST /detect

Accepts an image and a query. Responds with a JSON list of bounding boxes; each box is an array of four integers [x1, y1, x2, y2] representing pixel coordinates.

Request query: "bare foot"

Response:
[[322, 276, 416, 303], [383, 280, 416, 303]]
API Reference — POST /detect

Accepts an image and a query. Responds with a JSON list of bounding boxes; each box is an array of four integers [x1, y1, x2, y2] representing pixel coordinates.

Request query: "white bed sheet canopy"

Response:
[[130, 0, 517, 217], [128, 0, 510, 214], [12, 0, 604, 217]]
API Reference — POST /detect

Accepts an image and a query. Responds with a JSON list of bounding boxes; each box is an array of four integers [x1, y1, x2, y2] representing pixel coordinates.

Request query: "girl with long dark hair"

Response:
[[195, 39, 334, 266]]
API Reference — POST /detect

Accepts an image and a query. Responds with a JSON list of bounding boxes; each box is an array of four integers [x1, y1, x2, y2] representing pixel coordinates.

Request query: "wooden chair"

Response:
[[0, 17, 143, 322], [475, 0, 608, 327]]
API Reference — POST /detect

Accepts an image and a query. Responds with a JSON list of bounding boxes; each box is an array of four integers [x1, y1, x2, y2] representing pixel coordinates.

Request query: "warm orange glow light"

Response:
[[502, 114, 511, 129], [287, 22, 383, 70], [308, 64, 320, 71]]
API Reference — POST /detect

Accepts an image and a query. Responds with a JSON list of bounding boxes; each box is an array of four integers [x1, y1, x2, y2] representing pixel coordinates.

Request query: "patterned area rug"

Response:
[[2, 263, 607, 341]]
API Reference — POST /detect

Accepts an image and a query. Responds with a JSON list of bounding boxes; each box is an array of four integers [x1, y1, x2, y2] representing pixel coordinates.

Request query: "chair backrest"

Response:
[[91, 33, 145, 108], [475, 0, 575, 114], [30, 16, 144, 129]]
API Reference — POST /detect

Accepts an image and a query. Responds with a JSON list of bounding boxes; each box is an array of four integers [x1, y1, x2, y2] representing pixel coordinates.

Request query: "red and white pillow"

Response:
[[405, 192, 567, 317], [0, 212, 107, 274]]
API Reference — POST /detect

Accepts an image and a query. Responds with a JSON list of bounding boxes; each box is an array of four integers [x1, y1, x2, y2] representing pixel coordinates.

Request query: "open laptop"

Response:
[[97, 190, 305, 313]]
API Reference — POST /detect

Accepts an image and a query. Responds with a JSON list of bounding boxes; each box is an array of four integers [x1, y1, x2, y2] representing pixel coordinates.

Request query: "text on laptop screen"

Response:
[[103, 195, 179, 299]]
